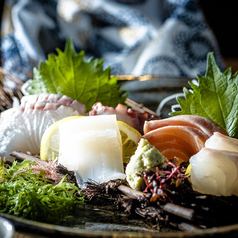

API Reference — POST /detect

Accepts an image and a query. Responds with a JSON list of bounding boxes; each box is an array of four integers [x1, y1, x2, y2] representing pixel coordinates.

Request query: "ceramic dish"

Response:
[[1, 73, 238, 238], [1, 208, 238, 238]]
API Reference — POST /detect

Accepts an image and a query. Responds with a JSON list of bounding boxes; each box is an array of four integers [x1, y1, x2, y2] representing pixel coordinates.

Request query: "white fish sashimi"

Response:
[[0, 109, 30, 154], [0, 94, 85, 156], [20, 94, 85, 113], [190, 148, 238, 196], [205, 132, 238, 153]]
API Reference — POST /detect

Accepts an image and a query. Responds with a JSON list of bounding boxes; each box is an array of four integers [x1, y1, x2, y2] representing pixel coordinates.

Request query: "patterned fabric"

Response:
[[0, 0, 223, 81]]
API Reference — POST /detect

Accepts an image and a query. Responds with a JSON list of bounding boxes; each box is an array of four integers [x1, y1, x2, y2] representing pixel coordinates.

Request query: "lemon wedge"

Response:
[[40, 116, 82, 161], [117, 121, 141, 163]]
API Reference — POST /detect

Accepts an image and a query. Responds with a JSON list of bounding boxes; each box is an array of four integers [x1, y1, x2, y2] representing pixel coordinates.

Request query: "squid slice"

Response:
[[58, 115, 125, 184]]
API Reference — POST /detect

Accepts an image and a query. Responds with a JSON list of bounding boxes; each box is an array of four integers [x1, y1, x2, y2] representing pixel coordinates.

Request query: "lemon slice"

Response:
[[41, 116, 141, 163], [185, 163, 192, 177], [117, 121, 141, 163], [40, 116, 82, 161]]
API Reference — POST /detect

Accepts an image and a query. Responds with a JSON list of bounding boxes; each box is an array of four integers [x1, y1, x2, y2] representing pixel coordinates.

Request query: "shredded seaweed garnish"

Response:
[[142, 162, 187, 203], [82, 179, 124, 205], [0, 159, 84, 223]]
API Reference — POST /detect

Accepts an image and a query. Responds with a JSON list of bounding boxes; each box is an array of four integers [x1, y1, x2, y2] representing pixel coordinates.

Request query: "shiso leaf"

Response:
[[27, 40, 126, 111], [173, 53, 238, 138]]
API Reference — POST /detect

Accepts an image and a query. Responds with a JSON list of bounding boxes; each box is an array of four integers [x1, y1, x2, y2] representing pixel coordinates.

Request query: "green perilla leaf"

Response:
[[28, 40, 126, 111], [173, 53, 238, 138]]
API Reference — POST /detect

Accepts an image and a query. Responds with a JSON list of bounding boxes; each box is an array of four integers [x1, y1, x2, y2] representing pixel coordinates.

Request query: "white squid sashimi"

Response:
[[190, 148, 238, 196], [0, 94, 85, 156], [58, 114, 125, 184], [205, 132, 238, 152]]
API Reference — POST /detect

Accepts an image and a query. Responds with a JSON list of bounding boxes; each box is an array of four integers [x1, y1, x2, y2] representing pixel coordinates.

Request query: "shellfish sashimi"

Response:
[[143, 126, 207, 163], [205, 132, 238, 152], [89, 102, 156, 133], [190, 148, 238, 196], [89, 102, 140, 131], [144, 115, 226, 136], [0, 94, 85, 156]]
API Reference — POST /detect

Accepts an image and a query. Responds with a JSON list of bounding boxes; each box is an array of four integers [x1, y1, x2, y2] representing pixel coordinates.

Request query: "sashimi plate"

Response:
[[1, 75, 238, 238]]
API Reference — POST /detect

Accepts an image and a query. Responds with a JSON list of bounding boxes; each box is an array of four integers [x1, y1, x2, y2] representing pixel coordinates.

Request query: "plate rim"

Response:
[[2, 212, 238, 238]]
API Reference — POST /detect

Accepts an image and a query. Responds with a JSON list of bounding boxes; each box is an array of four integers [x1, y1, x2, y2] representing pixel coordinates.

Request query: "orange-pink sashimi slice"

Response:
[[143, 115, 226, 164]]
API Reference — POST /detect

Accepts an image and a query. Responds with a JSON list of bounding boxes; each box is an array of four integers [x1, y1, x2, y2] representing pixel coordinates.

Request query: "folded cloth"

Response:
[[0, 0, 223, 81]]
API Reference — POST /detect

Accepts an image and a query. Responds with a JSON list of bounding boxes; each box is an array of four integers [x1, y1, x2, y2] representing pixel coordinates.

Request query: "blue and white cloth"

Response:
[[1, 0, 223, 81]]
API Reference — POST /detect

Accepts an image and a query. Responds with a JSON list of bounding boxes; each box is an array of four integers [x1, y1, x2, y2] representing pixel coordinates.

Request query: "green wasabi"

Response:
[[125, 138, 166, 190]]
